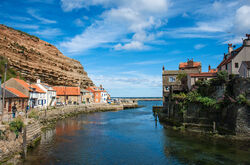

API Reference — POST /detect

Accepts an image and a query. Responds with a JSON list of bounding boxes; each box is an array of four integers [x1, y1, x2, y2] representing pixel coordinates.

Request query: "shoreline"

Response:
[[158, 112, 250, 143], [0, 103, 139, 164]]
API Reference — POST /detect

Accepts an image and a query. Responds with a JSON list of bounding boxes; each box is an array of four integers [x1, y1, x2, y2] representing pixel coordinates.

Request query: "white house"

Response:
[[217, 34, 250, 75], [36, 79, 57, 107], [29, 84, 46, 109], [101, 91, 108, 103]]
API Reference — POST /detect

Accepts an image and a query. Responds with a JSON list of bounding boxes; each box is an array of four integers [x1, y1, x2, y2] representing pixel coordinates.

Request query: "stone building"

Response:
[[1, 87, 28, 121], [239, 61, 250, 78], [162, 59, 201, 95], [53, 86, 80, 105], [179, 59, 201, 72], [3, 78, 46, 109], [187, 72, 217, 90], [217, 34, 250, 75], [162, 59, 202, 112], [86, 86, 102, 103], [80, 89, 93, 104]]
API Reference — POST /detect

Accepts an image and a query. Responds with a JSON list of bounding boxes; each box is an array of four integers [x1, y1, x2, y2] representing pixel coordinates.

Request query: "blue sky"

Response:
[[1, 0, 250, 97]]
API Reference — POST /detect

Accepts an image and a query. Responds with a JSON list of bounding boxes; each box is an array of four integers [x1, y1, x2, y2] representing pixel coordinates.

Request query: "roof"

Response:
[[208, 69, 218, 73], [53, 86, 80, 96], [87, 86, 102, 92], [217, 46, 243, 68], [14, 78, 30, 90], [241, 61, 250, 69], [179, 61, 201, 69], [189, 72, 217, 77], [5, 87, 28, 98], [30, 84, 46, 93]]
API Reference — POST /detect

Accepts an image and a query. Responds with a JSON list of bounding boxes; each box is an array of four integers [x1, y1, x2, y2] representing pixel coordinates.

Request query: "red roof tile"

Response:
[[179, 62, 201, 69], [86, 86, 102, 93], [30, 84, 46, 93], [53, 86, 80, 96], [14, 78, 30, 90], [5, 87, 28, 98], [208, 69, 218, 73], [189, 72, 217, 77]]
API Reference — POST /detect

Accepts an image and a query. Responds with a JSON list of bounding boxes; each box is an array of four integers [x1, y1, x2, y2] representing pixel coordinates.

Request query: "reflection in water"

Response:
[[24, 101, 250, 165]]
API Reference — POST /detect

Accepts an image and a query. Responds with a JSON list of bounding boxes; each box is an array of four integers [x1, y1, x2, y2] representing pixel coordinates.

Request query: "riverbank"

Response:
[[0, 102, 138, 164], [158, 111, 250, 143]]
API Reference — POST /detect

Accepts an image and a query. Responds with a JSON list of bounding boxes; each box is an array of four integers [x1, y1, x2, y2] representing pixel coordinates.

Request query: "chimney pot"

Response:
[[228, 43, 233, 54], [208, 65, 211, 71]]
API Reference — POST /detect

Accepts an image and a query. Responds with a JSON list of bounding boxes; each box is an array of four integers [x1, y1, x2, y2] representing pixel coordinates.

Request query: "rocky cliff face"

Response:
[[0, 24, 94, 88]]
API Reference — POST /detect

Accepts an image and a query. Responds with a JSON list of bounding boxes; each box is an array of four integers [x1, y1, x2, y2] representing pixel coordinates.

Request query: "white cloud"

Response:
[[127, 59, 174, 65], [194, 44, 206, 50], [234, 5, 250, 34], [33, 28, 62, 39], [7, 23, 39, 30], [89, 71, 162, 96], [27, 9, 57, 24], [114, 41, 147, 51], [74, 18, 85, 27], [59, 0, 169, 53]]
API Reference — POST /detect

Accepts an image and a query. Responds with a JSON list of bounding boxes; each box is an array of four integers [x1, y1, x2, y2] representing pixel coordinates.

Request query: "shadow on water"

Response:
[[24, 101, 250, 165]]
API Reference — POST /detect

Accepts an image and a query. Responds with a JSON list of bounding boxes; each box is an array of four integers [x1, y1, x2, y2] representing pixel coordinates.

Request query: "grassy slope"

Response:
[[0, 56, 24, 83]]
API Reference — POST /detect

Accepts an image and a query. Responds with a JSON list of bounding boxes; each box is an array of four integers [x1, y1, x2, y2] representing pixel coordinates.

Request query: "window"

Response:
[[235, 63, 239, 68], [169, 76, 176, 82], [225, 64, 228, 70]]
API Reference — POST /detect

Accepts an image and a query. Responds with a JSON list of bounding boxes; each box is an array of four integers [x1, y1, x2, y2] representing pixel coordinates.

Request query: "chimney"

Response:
[[208, 65, 211, 71], [100, 84, 103, 89], [187, 59, 194, 66], [243, 34, 250, 46], [162, 65, 165, 71], [37, 79, 41, 84], [228, 43, 233, 54]]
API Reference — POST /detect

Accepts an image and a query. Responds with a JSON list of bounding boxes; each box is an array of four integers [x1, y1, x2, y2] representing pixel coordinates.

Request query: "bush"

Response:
[[237, 94, 250, 106], [9, 118, 24, 137], [28, 110, 39, 119]]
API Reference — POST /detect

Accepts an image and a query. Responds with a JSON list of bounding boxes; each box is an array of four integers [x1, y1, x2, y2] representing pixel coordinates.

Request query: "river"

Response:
[[24, 101, 250, 165]]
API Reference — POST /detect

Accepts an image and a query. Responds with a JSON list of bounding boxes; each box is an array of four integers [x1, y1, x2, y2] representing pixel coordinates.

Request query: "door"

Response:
[[8, 99, 12, 112]]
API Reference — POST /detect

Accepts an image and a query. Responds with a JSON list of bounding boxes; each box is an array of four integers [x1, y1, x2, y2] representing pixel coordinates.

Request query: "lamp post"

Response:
[[1, 63, 7, 120]]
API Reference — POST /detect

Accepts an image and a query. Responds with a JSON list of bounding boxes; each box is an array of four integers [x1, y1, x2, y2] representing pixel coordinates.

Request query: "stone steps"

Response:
[[26, 122, 41, 141]]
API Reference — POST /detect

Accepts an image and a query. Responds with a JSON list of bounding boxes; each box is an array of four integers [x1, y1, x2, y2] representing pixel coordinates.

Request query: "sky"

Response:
[[1, 0, 250, 97]]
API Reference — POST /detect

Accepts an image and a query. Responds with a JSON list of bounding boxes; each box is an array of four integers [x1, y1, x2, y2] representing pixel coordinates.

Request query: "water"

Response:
[[24, 101, 250, 165]]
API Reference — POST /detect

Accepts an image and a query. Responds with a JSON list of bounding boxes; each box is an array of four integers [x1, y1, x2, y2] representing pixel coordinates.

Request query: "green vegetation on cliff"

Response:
[[0, 56, 24, 83]]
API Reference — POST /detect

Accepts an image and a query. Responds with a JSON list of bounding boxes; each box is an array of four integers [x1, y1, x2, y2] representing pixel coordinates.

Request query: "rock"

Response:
[[6, 131, 16, 141], [0, 24, 94, 88]]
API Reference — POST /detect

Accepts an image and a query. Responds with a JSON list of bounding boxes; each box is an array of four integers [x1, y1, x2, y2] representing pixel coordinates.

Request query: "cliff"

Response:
[[0, 24, 94, 88]]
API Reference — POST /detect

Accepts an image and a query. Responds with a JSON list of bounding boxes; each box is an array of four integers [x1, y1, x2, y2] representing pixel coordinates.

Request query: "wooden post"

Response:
[[23, 126, 27, 159]]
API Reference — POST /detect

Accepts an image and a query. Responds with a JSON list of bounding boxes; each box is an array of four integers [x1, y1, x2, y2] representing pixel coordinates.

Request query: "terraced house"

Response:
[[2, 78, 47, 109], [217, 34, 250, 76], [53, 86, 80, 105]]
